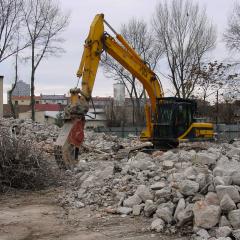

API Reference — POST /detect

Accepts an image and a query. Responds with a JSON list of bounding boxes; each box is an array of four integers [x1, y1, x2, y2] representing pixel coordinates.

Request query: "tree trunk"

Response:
[[130, 97, 135, 125], [31, 69, 35, 121], [31, 41, 35, 121], [8, 90, 16, 119], [135, 98, 142, 125], [8, 49, 19, 119], [131, 78, 142, 125]]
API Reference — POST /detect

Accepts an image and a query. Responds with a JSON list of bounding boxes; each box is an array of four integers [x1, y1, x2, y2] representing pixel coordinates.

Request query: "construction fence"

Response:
[[94, 126, 143, 138], [94, 124, 240, 141], [215, 124, 240, 141]]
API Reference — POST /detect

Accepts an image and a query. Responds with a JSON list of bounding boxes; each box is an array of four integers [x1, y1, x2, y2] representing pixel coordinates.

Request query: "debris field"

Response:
[[1, 118, 240, 240]]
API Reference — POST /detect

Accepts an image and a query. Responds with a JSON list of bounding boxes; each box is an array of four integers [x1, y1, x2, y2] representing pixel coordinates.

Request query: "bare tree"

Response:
[[0, 0, 27, 63], [101, 18, 163, 124], [194, 61, 239, 102], [8, 37, 20, 119], [224, 2, 240, 52], [152, 0, 217, 98], [22, 0, 69, 121]]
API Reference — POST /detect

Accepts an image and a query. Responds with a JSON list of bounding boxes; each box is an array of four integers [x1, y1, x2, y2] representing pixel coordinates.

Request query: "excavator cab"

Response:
[[152, 98, 213, 148]]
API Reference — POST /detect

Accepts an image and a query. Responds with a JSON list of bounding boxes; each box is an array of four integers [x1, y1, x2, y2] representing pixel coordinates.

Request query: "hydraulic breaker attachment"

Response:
[[54, 118, 85, 169]]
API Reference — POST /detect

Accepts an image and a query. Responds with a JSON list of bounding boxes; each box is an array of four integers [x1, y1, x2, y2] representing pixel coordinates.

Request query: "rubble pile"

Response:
[[2, 118, 239, 239], [0, 118, 60, 191], [0, 118, 59, 153], [59, 131, 240, 240]]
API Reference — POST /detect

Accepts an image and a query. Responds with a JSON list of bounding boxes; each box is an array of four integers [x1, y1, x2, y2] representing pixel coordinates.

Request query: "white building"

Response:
[[113, 82, 125, 106], [40, 94, 68, 105]]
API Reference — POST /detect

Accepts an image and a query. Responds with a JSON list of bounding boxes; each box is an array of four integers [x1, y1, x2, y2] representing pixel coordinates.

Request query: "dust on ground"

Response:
[[0, 188, 189, 240]]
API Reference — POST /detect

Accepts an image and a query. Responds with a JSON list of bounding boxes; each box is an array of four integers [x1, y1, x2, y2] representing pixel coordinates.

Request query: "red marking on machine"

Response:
[[68, 119, 85, 146]]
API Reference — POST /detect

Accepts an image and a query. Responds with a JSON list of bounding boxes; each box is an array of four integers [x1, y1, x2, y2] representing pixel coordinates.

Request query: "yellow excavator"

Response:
[[54, 14, 214, 169]]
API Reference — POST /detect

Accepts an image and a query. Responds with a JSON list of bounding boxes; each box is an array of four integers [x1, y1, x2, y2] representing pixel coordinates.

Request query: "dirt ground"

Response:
[[0, 187, 191, 240]]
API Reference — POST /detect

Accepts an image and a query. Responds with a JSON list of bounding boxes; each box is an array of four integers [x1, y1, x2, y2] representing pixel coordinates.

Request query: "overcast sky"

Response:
[[0, 0, 238, 103]]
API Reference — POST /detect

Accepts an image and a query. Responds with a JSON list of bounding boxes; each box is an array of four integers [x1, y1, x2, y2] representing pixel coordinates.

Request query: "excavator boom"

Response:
[[54, 14, 164, 168]]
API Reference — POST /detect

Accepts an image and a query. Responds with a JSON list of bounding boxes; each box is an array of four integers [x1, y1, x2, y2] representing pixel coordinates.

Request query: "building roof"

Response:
[[35, 104, 65, 111], [92, 97, 113, 100], [90, 97, 149, 107], [4, 103, 65, 118], [11, 96, 41, 100], [41, 94, 67, 100]]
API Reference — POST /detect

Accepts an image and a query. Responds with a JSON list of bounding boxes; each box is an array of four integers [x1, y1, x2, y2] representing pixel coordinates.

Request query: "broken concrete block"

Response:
[[150, 181, 166, 190], [196, 173, 207, 189], [150, 218, 165, 232], [174, 198, 185, 220], [205, 192, 219, 206], [117, 207, 132, 215], [193, 200, 221, 229], [214, 176, 232, 186], [215, 226, 232, 238], [214, 176, 226, 186], [228, 209, 240, 229], [123, 194, 142, 207], [132, 204, 144, 216], [176, 204, 193, 226], [196, 229, 210, 239], [213, 158, 240, 177], [196, 152, 217, 165], [155, 187, 171, 199], [158, 151, 177, 162], [135, 185, 153, 202], [232, 229, 240, 240], [231, 172, 240, 186], [162, 160, 174, 170], [183, 166, 198, 178], [179, 180, 199, 196], [219, 216, 231, 227], [129, 152, 155, 171], [220, 194, 236, 211], [226, 147, 240, 158], [216, 185, 240, 203], [144, 200, 157, 217], [156, 207, 173, 224]]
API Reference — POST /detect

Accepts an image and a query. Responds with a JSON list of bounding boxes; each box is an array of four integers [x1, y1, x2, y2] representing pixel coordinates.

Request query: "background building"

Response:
[[40, 94, 68, 105], [11, 80, 30, 96], [113, 82, 125, 106], [11, 96, 41, 105]]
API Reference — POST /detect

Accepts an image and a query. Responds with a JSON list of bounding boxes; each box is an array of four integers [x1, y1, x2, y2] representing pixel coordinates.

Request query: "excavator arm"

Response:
[[54, 14, 164, 169], [76, 14, 163, 110]]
